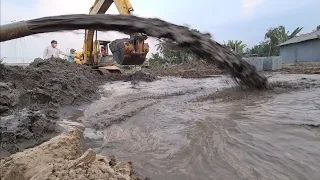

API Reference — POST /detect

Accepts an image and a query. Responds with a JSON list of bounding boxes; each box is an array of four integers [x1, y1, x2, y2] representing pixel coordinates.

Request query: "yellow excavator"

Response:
[[74, 0, 149, 73]]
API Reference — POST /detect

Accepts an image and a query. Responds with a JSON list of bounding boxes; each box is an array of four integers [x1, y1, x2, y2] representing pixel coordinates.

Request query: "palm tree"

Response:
[[265, 26, 303, 56], [223, 40, 247, 54]]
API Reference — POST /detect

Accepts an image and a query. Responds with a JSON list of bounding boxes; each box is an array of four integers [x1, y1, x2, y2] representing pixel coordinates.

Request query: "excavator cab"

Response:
[[94, 39, 122, 74], [109, 33, 149, 65]]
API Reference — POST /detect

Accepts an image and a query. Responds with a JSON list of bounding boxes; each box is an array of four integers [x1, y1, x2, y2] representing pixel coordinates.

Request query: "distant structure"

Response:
[[279, 30, 320, 64]]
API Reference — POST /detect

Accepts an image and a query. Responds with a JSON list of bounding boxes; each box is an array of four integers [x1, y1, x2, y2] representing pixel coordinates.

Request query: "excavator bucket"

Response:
[[109, 38, 149, 65]]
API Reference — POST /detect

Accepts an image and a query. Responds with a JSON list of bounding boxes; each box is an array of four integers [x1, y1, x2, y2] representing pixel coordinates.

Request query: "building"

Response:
[[279, 30, 320, 64]]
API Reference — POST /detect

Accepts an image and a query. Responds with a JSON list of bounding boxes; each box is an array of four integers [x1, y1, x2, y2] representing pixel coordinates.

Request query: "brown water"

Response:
[[80, 74, 320, 180]]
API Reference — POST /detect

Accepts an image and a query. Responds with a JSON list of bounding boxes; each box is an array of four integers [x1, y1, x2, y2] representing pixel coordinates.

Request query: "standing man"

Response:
[[43, 40, 66, 59]]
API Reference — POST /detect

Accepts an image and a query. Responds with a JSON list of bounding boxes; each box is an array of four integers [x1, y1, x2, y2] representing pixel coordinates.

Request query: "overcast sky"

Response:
[[1, 0, 319, 63]]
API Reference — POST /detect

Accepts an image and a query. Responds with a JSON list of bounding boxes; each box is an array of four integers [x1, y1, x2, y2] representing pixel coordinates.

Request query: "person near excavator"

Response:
[[99, 46, 107, 65], [43, 40, 66, 59], [67, 49, 77, 63], [101, 46, 107, 57]]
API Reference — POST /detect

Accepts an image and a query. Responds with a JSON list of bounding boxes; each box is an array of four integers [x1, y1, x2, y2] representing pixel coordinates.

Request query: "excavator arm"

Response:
[[83, 0, 148, 65]]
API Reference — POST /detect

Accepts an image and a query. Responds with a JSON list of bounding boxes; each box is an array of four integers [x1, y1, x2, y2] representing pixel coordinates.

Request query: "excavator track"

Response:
[[0, 14, 267, 89]]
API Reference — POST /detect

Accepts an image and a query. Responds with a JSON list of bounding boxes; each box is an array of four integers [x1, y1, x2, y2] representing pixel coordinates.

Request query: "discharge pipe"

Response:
[[0, 14, 267, 89]]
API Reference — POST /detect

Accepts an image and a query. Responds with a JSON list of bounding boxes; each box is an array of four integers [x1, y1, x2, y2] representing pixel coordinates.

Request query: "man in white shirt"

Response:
[[43, 40, 66, 59]]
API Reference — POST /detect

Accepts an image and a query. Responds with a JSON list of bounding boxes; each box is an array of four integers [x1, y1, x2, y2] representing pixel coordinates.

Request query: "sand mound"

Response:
[[0, 129, 147, 180]]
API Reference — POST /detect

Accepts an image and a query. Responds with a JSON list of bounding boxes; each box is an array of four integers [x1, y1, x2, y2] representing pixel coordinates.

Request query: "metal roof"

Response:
[[279, 30, 320, 46]]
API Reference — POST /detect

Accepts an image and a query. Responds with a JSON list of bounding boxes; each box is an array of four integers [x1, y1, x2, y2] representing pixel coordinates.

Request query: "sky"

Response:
[[0, 0, 319, 63]]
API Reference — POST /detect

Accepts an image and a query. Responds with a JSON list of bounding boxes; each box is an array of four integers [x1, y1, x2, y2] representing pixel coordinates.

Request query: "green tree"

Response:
[[148, 52, 166, 66], [317, 25, 320, 31], [245, 41, 269, 57], [155, 28, 205, 64], [265, 26, 303, 56], [223, 40, 247, 54]]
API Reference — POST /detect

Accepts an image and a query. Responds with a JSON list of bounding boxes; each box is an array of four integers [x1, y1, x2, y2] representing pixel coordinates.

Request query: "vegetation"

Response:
[[263, 26, 303, 56], [149, 29, 202, 65], [0, 59, 6, 77], [245, 41, 270, 57], [317, 25, 320, 31], [148, 52, 167, 66], [245, 26, 303, 57], [223, 40, 247, 55]]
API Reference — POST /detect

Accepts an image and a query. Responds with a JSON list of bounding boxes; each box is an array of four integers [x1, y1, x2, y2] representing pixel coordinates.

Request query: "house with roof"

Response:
[[279, 30, 320, 64]]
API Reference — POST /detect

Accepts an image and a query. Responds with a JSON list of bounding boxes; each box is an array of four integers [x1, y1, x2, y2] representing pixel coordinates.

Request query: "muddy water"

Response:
[[81, 74, 320, 180]]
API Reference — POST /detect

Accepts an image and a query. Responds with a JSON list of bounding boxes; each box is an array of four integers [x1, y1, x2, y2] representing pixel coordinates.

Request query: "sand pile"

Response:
[[0, 58, 105, 157], [0, 129, 147, 180], [1, 58, 104, 115]]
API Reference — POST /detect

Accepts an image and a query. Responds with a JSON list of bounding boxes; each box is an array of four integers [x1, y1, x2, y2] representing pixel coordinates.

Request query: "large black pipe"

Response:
[[0, 14, 267, 89]]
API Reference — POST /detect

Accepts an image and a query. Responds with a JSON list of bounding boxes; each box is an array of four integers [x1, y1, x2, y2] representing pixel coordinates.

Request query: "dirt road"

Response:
[[77, 74, 320, 180]]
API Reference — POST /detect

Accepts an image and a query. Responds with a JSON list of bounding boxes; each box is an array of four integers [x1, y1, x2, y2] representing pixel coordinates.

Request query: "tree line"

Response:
[[149, 25, 320, 65]]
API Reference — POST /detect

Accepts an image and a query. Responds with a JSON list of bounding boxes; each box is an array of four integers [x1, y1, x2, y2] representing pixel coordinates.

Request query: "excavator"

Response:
[[74, 0, 150, 74]]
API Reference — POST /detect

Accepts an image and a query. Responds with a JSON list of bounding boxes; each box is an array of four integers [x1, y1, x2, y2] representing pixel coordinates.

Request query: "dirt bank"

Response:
[[125, 71, 158, 82], [1, 58, 103, 113], [0, 58, 102, 157], [279, 62, 320, 74], [143, 60, 224, 78], [193, 76, 320, 103], [0, 128, 148, 180], [0, 58, 156, 157]]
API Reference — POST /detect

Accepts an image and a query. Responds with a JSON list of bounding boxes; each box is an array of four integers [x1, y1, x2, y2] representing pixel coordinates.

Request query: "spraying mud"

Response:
[[0, 14, 267, 89], [79, 74, 320, 180]]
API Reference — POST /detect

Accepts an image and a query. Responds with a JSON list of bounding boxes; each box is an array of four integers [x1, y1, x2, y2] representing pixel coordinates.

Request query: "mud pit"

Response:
[[2, 14, 318, 180], [80, 74, 320, 180], [1, 63, 320, 179]]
